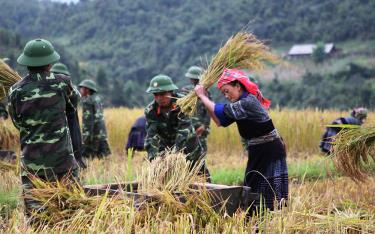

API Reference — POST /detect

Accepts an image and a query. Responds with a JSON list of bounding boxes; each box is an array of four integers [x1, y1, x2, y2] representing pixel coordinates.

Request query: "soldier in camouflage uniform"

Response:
[[51, 62, 71, 76], [181, 66, 211, 154], [78, 79, 111, 158], [8, 39, 80, 216], [51, 63, 85, 168], [145, 74, 210, 180]]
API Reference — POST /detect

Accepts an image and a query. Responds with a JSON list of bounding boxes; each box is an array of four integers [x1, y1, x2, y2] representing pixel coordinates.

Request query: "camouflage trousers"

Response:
[[198, 134, 209, 156], [82, 140, 111, 158], [21, 169, 79, 220]]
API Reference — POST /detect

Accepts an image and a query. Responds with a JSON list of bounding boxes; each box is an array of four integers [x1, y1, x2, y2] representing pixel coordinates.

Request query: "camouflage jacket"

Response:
[[181, 85, 211, 135], [81, 93, 108, 145], [144, 94, 203, 161], [8, 71, 78, 176]]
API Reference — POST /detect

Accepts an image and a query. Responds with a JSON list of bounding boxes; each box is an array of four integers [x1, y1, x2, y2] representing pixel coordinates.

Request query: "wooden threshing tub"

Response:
[[83, 182, 259, 215]]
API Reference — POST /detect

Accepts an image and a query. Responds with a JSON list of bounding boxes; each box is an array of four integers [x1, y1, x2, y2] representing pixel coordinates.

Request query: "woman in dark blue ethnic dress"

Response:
[[194, 68, 288, 212]]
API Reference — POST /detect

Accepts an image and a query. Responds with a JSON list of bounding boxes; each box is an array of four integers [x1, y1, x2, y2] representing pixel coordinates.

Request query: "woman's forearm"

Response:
[[198, 95, 221, 126]]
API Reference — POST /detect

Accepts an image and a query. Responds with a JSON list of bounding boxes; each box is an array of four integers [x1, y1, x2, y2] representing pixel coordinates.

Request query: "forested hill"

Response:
[[0, 0, 374, 106]]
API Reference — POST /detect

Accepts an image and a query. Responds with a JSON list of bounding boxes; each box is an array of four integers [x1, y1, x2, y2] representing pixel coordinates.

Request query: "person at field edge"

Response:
[[181, 66, 211, 155], [144, 74, 211, 181], [78, 79, 111, 158], [320, 107, 368, 155], [194, 68, 288, 212], [125, 115, 147, 152], [8, 39, 80, 217]]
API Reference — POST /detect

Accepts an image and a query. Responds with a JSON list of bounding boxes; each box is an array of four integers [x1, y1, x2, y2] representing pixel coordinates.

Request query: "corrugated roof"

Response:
[[288, 43, 335, 55]]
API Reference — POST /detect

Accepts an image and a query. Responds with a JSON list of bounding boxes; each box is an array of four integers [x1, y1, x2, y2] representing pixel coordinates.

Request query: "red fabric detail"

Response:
[[217, 68, 271, 109], [156, 103, 178, 115], [157, 105, 161, 115]]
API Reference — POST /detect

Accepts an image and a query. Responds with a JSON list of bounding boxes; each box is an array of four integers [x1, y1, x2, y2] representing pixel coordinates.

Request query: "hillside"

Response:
[[0, 0, 374, 107]]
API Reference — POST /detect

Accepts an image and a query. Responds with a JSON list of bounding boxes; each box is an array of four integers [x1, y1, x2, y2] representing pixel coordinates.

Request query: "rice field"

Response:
[[0, 108, 374, 233], [103, 107, 375, 155]]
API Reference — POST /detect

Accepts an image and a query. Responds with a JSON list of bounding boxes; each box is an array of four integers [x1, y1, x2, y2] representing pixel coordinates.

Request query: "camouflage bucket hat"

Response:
[[185, 66, 203, 80], [146, 74, 178, 93], [17, 39, 60, 67], [78, 79, 98, 92], [51, 63, 70, 76]]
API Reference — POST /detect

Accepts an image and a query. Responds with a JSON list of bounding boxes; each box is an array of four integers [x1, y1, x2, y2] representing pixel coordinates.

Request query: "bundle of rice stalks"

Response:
[[0, 59, 21, 99], [177, 32, 278, 115], [136, 152, 219, 224], [0, 122, 19, 150], [0, 122, 19, 172], [137, 151, 206, 193], [331, 125, 375, 182]]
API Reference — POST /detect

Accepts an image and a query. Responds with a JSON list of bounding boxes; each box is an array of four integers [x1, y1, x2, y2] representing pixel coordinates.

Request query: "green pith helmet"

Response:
[[17, 39, 60, 67], [51, 63, 70, 76], [185, 66, 203, 80], [146, 74, 178, 93], [78, 79, 98, 92]]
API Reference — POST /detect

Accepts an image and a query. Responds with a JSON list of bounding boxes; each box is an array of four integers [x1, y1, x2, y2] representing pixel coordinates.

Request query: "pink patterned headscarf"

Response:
[[217, 68, 271, 109]]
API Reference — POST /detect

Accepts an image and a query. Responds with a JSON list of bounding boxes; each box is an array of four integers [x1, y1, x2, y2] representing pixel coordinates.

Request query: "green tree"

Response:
[[312, 42, 326, 64], [96, 66, 109, 96], [111, 78, 126, 107]]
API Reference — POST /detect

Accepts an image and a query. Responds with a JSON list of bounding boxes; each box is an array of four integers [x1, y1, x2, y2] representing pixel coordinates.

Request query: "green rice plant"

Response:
[[177, 32, 278, 116], [210, 168, 244, 185], [331, 125, 375, 182]]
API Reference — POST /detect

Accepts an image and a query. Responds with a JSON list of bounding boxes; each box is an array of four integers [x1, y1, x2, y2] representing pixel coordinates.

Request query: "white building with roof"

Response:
[[288, 43, 336, 57]]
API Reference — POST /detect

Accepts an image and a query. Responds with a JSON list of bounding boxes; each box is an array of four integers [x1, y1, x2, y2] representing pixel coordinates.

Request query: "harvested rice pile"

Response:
[[26, 152, 218, 230], [332, 125, 375, 182], [0, 122, 19, 150]]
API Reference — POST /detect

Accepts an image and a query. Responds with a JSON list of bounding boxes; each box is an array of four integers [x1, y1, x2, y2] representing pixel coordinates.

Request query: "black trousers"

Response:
[[245, 138, 288, 211]]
